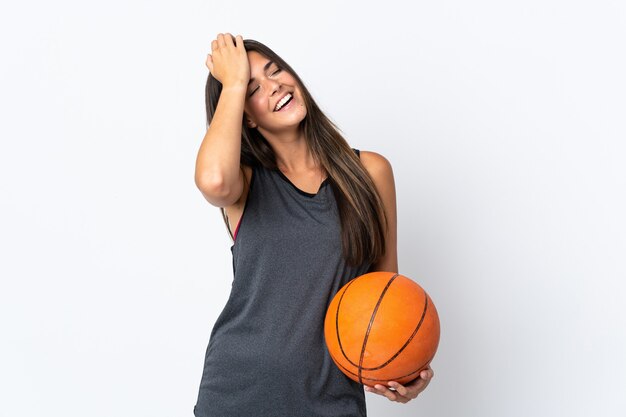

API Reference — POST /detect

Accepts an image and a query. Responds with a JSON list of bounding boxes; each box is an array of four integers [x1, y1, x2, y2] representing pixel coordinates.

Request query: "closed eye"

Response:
[[249, 69, 282, 97]]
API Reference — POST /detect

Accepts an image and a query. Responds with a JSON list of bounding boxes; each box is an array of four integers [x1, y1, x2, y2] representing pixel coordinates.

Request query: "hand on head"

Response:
[[206, 33, 250, 89]]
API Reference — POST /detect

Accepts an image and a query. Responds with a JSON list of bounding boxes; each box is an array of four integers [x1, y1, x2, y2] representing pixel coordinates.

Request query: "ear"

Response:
[[246, 118, 257, 128]]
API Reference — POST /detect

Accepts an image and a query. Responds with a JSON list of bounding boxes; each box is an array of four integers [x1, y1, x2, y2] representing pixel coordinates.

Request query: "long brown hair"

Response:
[[205, 39, 387, 268]]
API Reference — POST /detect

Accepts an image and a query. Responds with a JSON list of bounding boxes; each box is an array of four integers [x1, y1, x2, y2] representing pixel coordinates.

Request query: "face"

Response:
[[244, 51, 307, 133]]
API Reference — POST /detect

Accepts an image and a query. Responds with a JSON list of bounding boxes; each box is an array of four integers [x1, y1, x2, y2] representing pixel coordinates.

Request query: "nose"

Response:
[[266, 78, 281, 96]]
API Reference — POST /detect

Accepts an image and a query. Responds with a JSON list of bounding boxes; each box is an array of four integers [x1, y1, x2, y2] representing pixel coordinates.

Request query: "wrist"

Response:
[[221, 83, 248, 93]]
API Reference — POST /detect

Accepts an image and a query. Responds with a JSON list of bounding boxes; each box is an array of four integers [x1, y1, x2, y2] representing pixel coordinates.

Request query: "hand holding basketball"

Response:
[[364, 365, 435, 403]]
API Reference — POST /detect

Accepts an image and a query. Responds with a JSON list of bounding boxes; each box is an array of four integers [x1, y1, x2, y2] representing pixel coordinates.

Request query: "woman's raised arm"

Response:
[[195, 33, 249, 208]]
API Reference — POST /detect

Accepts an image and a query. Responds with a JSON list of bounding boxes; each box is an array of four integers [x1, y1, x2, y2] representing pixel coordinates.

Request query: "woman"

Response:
[[193, 33, 434, 416]]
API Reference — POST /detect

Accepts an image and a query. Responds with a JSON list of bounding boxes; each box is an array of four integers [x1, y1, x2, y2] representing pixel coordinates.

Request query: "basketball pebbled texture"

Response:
[[324, 272, 440, 386]]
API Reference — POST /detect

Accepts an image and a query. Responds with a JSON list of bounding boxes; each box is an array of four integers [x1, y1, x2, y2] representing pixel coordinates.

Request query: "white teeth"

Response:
[[274, 93, 293, 111]]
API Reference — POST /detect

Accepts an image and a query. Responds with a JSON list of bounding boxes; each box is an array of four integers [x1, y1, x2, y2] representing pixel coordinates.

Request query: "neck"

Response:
[[259, 128, 317, 173]]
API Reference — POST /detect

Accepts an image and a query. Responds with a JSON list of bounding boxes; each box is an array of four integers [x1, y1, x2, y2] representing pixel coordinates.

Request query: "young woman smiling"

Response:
[[193, 33, 434, 417]]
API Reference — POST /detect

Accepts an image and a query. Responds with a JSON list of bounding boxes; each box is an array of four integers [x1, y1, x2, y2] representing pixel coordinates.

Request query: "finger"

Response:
[[205, 54, 213, 71], [221, 32, 232, 47], [373, 384, 398, 402], [386, 388, 411, 404], [388, 381, 410, 397], [364, 385, 389, 399], [234, 34, 243, 49], [418, 370, 434, 382], [386, 383, 414, 403], [365, 384, 410, 403], [414, 376, 432, 391], [217, 33, 226, 48], [391, 378, 429, 398], [422, 365, 434, 380], [211, 39, 218, 51]]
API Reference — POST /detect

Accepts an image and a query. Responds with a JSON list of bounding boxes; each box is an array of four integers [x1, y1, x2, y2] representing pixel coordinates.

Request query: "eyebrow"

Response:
[[248, 60, 275, 86]]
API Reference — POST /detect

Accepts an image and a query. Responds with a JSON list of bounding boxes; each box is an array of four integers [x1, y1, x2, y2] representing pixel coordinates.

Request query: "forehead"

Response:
[[248, 51, 273, 72]]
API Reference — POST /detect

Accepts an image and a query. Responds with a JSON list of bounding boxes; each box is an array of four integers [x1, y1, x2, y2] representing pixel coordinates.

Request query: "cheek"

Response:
[[250, 96, 267, 112], [244, 99, 262, 117]]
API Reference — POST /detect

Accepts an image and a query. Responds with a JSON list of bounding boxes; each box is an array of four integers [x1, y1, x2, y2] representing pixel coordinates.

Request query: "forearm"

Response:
[[194, 84, 247, 192]]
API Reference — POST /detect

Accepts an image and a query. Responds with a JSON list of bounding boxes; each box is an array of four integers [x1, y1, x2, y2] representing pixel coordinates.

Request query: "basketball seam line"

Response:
[[358, 273, 399, 384], [351, 288, 430, 371], [335, 278, 357, 368], [329, 348, 437, 383]]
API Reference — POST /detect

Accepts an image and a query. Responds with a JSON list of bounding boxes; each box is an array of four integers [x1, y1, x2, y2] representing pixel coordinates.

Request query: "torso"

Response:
[[224, 164, 329, 235], [224, 151, 377, 237], [194, 153, 372, 416]]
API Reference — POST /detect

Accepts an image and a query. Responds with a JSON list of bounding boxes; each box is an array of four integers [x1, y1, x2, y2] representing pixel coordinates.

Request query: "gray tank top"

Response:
[[194, 149, 372, 417]]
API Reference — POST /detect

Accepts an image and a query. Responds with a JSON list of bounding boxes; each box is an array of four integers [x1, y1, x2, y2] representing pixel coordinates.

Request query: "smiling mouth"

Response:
[[274, 93, 294, 112]]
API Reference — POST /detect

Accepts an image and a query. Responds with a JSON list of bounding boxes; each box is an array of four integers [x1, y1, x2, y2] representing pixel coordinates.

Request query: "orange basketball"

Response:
[[324, 271, 440, 386]]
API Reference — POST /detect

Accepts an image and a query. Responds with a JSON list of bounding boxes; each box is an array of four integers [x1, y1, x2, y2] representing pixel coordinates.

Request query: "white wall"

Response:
[[1, 0, 624, 416]]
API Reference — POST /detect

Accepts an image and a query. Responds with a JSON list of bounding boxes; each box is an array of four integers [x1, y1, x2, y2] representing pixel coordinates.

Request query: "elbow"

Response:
[[195, 174, 241, 207], [195, 175, 229, 207], [195, 172, 222, 194]]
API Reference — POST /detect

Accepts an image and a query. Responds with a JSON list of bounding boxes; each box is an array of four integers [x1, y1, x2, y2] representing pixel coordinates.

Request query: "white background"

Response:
[[1, 1, 625, 416]]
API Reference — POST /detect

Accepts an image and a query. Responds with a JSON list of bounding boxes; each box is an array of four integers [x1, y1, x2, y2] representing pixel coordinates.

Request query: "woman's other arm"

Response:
[[360, 151, 398, 273], [360, 151, 435, 403]]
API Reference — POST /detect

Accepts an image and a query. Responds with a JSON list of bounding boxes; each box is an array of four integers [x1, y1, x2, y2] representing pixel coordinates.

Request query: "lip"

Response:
[[276, 96, 295, 112], [274, 92, 293, 112]]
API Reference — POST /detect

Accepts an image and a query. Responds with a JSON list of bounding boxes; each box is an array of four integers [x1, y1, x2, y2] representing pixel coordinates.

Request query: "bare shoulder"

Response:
[[358, 151, 398, 273], [359, 150, 394, 179]]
